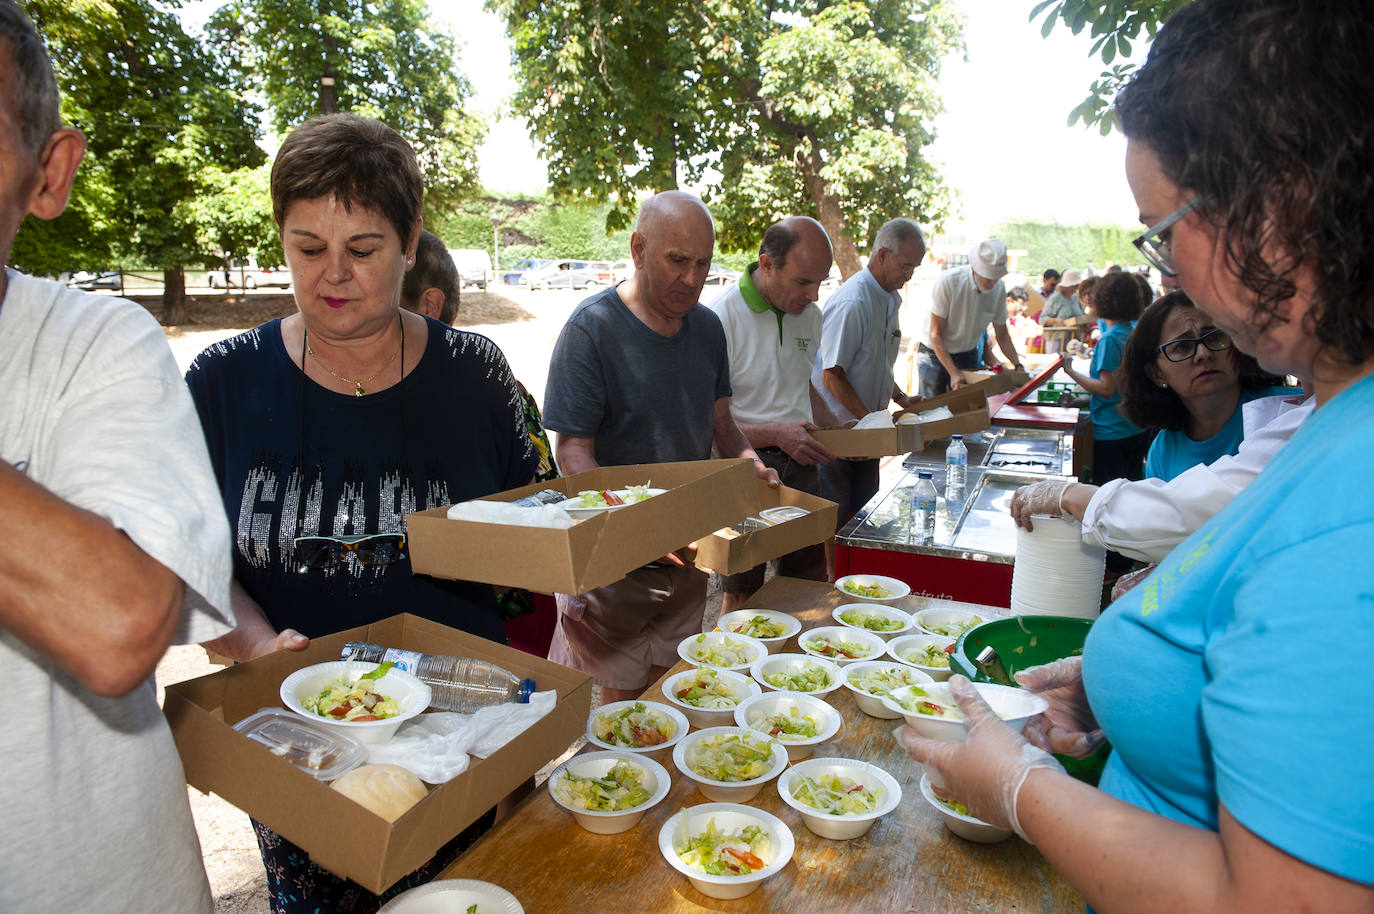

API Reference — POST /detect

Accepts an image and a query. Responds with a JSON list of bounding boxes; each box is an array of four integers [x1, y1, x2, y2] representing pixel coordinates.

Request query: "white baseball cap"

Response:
[[970, 239, 1008, 281]]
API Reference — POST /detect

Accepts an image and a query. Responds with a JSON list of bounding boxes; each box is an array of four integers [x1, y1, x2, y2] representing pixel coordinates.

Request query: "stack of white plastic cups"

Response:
[[1010, 515, 1106, 619]]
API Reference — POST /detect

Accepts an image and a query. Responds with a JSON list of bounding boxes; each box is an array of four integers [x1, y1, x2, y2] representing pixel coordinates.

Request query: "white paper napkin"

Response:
[[445, 500, 577, 528]]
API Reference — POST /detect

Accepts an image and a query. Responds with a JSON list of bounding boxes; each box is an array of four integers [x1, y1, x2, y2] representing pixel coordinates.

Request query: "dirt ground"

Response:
[[152, 289, 724, 911]]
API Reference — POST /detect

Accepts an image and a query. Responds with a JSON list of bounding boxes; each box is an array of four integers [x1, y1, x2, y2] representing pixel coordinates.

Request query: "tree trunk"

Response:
[[320, 79, 338, 114], [796, 139, 862, 278], [162, 267, 188, 326]]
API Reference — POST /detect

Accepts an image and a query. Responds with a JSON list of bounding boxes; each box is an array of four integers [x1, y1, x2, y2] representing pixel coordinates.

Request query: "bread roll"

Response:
[[331, 764, 428, 821]]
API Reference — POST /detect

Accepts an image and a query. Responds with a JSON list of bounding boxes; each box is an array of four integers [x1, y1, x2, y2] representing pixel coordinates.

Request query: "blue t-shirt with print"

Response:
[[1088, 321, 1143, 441], [186, 317, 538, 643], [1144, 387, 1302, 481], [1082, 373, 1374, 886]]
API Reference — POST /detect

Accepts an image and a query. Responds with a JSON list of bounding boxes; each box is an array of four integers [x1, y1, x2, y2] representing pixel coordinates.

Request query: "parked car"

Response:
[[525, 259, 603, 290], [67, 270, 122, 292], [503, 258, 552, 286], [588, 260, 616, 285], [450, 248, 492, 291], [208, 261, 291, 289], [610, 258, 634, 283], [702, 264, 741, 287]]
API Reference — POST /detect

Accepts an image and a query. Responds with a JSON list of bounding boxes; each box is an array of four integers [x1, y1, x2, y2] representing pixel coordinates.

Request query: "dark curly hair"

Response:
[[1120, 291, 1287, 431], [1115, 0, 1374, 367], [1093, 272, 1143, 323]]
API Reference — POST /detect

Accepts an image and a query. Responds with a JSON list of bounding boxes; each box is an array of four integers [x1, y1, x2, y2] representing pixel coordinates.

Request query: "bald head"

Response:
[[627, 190, 716, 326], [755, 216, 833, 315]]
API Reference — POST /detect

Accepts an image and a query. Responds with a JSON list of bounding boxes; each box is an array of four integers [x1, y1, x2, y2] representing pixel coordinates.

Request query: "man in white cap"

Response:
[[916, 238, 1024, 397]]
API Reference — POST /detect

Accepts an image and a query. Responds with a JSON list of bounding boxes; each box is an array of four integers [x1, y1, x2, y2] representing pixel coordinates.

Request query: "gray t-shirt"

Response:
[[543, 286, 732, 466]]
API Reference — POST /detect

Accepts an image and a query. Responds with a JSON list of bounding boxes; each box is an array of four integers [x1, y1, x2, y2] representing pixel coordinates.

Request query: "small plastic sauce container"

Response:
[[233, 708, 368, 781]]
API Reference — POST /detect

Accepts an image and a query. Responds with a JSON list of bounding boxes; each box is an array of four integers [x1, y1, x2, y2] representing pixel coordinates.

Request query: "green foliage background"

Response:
[[992, 218, 1145, 277]]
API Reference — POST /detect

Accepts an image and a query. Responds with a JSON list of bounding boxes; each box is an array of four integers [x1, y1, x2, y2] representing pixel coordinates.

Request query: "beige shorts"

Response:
[[548, 564, 708, 691]]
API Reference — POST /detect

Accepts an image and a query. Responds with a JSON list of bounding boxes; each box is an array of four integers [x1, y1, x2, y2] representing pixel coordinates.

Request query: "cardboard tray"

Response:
[[896, 386, 992, 440], [163, 614, 593, 894], [958, 368, 1031, 396], [810, 422, 924, 459], [692, 482, 838, 575], [406, 459, 760, 595]]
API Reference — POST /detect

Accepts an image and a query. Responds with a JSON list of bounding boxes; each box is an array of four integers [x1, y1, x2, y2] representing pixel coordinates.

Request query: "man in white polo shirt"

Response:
[[916, 239, 1024, 397], [708, 216, 838, 612]]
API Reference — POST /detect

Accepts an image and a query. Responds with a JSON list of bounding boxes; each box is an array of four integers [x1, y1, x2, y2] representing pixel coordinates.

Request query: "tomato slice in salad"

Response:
[[725, 847, 765, 871], [601, 490, 624, 506]]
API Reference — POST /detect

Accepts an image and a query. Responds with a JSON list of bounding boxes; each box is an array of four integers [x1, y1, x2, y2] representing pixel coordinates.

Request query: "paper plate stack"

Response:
[[1010, 515, 1105, 618]]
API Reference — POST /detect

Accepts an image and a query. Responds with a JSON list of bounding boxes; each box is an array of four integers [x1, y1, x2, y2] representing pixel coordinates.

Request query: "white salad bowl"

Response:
[[280, 661, 430, 745], [834, 573, 911, 604], [716, 609, 802, 654], [913, 607, 990, 640], [919, 773, 1013, 844], [552, 487, 667, 520], [377, 878, 524, 913], [585, 700, 689, 763], [840, 660, 936, 719], [732, 691, 842, 762], [886, 633, 958, 682], [677, 631, 768, 673], [546, 750, 672, 835], [671, 726, 790, 803], [796, 625, 886, 667], [830, 603, 915, 641], [661, 668, 762, 729], [880, 681, 1047, 742], [776, 757, 903, 840], [748, 653, 844, 697], [658, 802, 795, 900]]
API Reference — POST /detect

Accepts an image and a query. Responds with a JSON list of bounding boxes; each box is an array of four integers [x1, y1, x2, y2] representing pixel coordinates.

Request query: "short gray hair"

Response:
[[873, 218, 925, 254], [0, 2, 62, 156]]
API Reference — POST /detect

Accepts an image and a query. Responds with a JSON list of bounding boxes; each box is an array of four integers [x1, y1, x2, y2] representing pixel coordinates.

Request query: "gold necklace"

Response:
[[304, 317, 404, 397]]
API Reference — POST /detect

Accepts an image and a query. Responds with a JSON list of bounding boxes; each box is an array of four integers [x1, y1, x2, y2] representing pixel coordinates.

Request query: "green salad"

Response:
[[923, 614, 985, 638], [892, 686, 960, 719], [848, 665, 925, 697], [302, 662, 400, 721], [572, 485, 657, 508], [553, 759, 651, 811], [791, 773, 881, 815], [690, 634, 758, 668], [763, 663, 832, 692], [591, 702, 676, 748], [751, 707, 819, 741], [803, 634, 875, 660], [728, 614, 786, 639], [838, 608, 905, 632], [685, 732, 776, 782], [677, 818, 770, 876], [672, 668, 741, 709], [841, 580, 893, 599], [900, 642, 951, 668], [937, 794, 971, 817]]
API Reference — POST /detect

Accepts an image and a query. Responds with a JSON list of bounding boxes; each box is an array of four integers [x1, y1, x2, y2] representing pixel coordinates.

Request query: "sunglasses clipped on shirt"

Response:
[[1158, 327, 1233, 362], [293, 533, 407, 569]]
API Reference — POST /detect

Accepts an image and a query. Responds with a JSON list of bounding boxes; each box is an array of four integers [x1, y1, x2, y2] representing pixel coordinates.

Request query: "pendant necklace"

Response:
[[304, 315, 404, 396]]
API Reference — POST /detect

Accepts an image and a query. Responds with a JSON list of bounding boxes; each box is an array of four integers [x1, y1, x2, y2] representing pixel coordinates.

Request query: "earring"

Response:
[[1159, 382, 1168, 388]]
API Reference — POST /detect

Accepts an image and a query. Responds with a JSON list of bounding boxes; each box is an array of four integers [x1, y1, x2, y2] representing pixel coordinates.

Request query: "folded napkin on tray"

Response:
[[897, 405, 954, 425], [366, 690, 558, 783], [851, 409, 896, 430], [445, 500, 577, 528]]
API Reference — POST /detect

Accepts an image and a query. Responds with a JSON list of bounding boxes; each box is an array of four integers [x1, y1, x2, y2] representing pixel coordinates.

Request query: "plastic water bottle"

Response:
[[340, 642, 535, 712], [911, 471, 938, 546], [945, 434, 968, 501]]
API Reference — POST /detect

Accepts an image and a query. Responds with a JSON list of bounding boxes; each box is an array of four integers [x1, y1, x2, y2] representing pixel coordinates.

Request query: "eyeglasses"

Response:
[[293, 533, 407, 569], [1158, 327, 1232, 362], [1133, 197, 1199, 277]]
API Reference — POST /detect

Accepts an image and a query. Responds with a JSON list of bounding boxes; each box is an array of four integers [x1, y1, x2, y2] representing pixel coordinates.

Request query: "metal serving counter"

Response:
[[835, 426, 1076, 607]]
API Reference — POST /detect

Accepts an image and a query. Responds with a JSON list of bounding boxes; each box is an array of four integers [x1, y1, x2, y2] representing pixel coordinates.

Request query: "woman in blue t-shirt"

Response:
[[895, 2, 1374, 911], [1060, 271, 1152, 485], [1118, 291, 1297, 481]]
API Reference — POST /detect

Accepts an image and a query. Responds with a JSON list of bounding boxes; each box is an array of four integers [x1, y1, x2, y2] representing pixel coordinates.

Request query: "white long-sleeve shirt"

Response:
[[1081, 394, 1314, 563]]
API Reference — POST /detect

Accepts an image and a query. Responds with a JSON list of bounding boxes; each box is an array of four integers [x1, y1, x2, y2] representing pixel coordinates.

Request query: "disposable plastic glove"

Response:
[[1014, 656, 1106, 759], [1008, 480, 1072, 531], [1111, 564, 1155, 601], [896, 675, 1063, 842]]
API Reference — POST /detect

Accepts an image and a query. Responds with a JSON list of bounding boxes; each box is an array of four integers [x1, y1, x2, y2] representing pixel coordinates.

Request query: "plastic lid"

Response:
[[917, 471, 933, 479], [951, 434, 963, 440], [759, 505, 811, 524], [233, 708, 368, 781]]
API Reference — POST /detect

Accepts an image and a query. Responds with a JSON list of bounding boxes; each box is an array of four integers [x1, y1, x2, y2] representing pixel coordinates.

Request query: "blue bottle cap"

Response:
[[951, 434, 963, 440], [918, 471, 933, 479], [519, 678, 536, 703]]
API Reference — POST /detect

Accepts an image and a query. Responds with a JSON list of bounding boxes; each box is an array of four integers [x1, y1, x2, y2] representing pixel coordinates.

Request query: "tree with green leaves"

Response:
[[206, 0, 486, 221], [491, 0, 962, 277], [19, 0, 266, 324], [1028, 0, 1185, 133]]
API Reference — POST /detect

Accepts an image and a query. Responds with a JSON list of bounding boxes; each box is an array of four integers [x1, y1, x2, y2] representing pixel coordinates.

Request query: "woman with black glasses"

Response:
[[185, 114, 537, 913], [1118, 291, 1297, 482], [902, 2, 1374, 911]]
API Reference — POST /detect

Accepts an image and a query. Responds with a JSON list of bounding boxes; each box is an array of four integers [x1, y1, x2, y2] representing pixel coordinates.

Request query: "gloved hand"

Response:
[[1014, 656, 1105, 759], [1111, 564, 1155, 601], [1008, 480, 1072, 531], [896, 675, 1063, 842]]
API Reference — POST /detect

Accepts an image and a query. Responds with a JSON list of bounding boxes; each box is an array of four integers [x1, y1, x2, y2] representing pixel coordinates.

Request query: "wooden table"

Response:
[[440, 577, 1083, 912]]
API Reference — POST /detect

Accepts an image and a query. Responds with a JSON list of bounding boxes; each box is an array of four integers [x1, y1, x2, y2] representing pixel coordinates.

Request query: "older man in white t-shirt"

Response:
[[707, 216, 838, 611], [916, 239, 1024, 397]]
